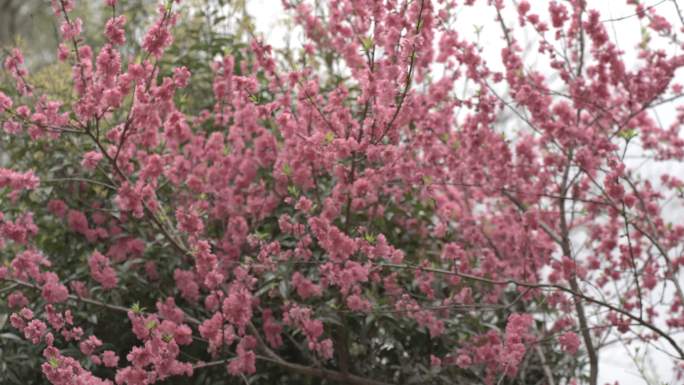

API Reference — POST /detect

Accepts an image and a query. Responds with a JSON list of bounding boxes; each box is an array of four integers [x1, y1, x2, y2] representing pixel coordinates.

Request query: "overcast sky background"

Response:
[[243, 1, 684, 384]]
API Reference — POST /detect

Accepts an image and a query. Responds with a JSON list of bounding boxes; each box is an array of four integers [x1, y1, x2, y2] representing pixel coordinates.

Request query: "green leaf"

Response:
[[145, 320, 158, 330], [618, 128, 638, 141], [282, 163, 292, 177], [130, 302, 145, 314], [361, 36, 374, 51], [0, 333, 23, 342], [278, 280, 289, 299], [48, 357, 60, 368], [325, 131, 335, 144], [287, 184, 299, 197]]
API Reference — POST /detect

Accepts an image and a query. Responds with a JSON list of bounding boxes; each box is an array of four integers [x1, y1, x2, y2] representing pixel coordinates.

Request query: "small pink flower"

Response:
[[105, 15, 126, 45], [0, 91, 12, 112], [60, 18, 82, 40], [102, 350, 119, 367], [559, 332, 581, 354], [81, 151, 103, 171], [79, 335, 102, 356], [57, 44, 69, 61], [456, 353, 471, 368], [88, 251, 118, 289]]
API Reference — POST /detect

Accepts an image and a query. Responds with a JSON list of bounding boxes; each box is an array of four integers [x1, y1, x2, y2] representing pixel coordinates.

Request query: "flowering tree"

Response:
[[2, 0, 684, 384]]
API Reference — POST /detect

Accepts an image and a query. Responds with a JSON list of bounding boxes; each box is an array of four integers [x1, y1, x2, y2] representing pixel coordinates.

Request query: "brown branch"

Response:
[[556, 148, 598, 385], [195, 354, 394, 385], [377, 263, 684, 360], [3, 277, 201, 325], [373, 0, 426, 144], [244, 323, 392, 385]]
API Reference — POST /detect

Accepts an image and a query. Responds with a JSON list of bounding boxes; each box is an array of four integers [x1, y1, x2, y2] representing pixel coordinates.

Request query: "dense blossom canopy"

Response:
[[2, 0, 684, 384]]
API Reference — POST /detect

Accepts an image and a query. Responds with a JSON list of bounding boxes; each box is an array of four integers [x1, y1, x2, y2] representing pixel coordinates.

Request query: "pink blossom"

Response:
[[81, 151, 103, 170], [142, 19, 173, 58], [0, 91, 12, 112], [67, 210, 89, 234], [0, 168, 39, 191], [222, 287, 253, 331], [346, 294, 372, 312], [174, 269, 199, 302], [455, 353, 471, 368], [88, 251, 118, 289], [105, 15, 126, 46], [47, 199, 68, 217], [69, 280, 89, 298], [23, 319, 47, 344], [60, 18, 82, 40], [157, 297, 184, 324], [291, 272, 321, 299], [199, 313, 225, 355], [173, 66, 190, 88], [41, 273, 69, 304], [57, 44, 69, 61], [262, 309, 283, 348], [79, 335, 103, 356], [8, 291, 29, 308], [102, 350, 119, 367], [228, 336, 257, 375], [559, 332, 581, 354]]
